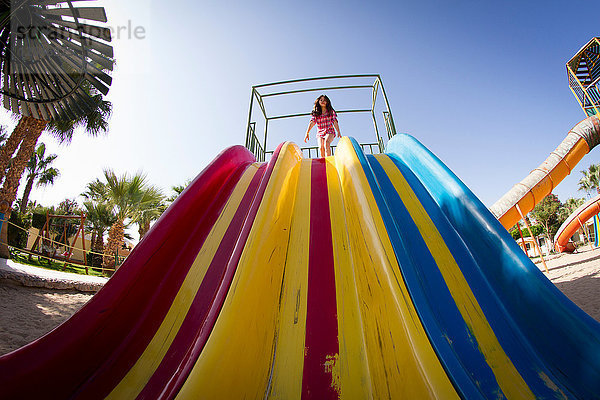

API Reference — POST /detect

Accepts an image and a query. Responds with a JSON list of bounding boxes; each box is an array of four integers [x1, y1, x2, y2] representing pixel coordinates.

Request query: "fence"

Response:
[[4, 219, 124, 275]]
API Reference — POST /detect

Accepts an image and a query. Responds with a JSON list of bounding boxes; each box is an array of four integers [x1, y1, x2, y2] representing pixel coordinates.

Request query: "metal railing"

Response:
[[245, 122, 266, 162], [264, 141, 383, 160], [245, 74, 397, 160]]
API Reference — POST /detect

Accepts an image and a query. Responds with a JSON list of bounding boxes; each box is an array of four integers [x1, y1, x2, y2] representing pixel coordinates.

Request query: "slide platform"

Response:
[[1, 135, 599, 399]]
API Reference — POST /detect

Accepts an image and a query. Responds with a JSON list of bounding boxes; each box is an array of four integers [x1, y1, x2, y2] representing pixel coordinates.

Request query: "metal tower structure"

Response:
[[245, 74, 397, 161], [567, 37, 600, 116]]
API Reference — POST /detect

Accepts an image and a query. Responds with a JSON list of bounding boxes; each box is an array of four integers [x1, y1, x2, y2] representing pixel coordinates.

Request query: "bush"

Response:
[[8, 211, 31, 249], [31, 212, 47, 230], [509, 224, 543, 240], [87, 251, 103, 270]]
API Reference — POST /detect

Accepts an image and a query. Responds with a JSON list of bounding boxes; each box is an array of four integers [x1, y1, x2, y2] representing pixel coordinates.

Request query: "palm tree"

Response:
[[0, 116, 49, 208], [0, 92, 112, 207], [0, 94, 112, 258], [0, 120, 25, 184], [0, 0, 113, 261], [136, 193, 167, 239], [0, 0, 113, 215], [560, 197, 585, 220], [167, 180, 192, 203], [83, 200, 117, 273], [578, 164, 600, 195], [0, 125, 8, 149], [84, 169, 164, 272], [19, 143, 60, 212], [45, 91, 112, 144]]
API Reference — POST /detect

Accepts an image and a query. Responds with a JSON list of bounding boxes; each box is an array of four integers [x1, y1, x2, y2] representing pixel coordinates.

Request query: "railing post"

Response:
[[371, 110, 382, 150], [262, 119, 269, 162], [378, 75, 397, 138], [245, 88, 255, 148], [247, 122, 256, 154]]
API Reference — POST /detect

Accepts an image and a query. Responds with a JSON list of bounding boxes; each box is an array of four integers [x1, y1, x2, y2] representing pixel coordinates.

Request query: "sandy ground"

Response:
[[0, 247, 599, 357], [0, 280, 94, 355], [535, 245, 600, 322]]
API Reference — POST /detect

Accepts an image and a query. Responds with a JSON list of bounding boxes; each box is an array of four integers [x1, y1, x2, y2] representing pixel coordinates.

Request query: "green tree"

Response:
[[83, 200, 117, 271], [83, 169, 164, 272], [530, 194, 562, 247], [7, 210, 31, 249], [56, 199, 81, 216], [50, 199, 82, 248], [167, 179, 192, 203], [19, 143, 60, 213], [578, 164, 600, 195], [559, 197, 585, 221], [0, 85, 112, 258], [509, 224, 543, 240], [136, 194, 166, 240]]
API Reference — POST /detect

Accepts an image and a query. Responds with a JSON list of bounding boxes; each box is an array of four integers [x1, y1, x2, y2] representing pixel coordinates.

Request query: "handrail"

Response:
[[261, 85, 373, 98], [245, 74, 397, 160], [267, 109, 373, 121], [264, 141, 382, 161], [252, 74, 380, 88]]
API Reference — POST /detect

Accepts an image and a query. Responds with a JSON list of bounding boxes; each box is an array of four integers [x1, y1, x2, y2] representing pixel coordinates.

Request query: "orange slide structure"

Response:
[[553, 194, 600, 252], [491, 114, 600, 229]]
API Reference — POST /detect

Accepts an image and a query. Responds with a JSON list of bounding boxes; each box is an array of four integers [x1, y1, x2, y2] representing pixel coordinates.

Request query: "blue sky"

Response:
[[2, 0, 600, 224]]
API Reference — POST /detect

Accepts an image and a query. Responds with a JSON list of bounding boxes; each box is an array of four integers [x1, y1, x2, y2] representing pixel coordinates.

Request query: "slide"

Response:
[[554, 194, 600, 252], [491, 114, 600, 229], [595, 214, 600, 247], [1, 135, 600, 399]]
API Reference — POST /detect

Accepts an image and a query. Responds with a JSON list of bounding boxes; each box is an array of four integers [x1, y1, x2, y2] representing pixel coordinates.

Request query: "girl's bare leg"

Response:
[[318, 137, 326, 157], [325, 134, 334, 156]]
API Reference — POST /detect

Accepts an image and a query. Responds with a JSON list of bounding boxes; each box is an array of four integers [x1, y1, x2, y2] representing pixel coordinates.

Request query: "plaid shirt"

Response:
[[310, 110, 338, 138]]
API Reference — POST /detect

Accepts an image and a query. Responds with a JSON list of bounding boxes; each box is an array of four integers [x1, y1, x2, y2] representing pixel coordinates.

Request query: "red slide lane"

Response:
[[302, 159, 339, 400], [140, 143, 285, 400], [0, 146, 256, 399]]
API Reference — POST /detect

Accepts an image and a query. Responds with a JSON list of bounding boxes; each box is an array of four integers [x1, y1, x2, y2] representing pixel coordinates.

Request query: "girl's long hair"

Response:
[[311, 95, 335, 117]]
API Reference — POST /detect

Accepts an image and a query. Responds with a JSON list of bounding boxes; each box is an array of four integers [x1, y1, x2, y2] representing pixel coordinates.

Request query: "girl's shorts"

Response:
[[317, 131, 335, 140]]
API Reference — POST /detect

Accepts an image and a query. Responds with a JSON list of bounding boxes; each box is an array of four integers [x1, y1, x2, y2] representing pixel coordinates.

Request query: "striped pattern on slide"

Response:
[[1, 136, 599, 399]]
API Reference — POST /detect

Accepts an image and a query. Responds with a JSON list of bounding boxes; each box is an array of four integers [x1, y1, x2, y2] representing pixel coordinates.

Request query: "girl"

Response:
[[304, 95, 341, 157]]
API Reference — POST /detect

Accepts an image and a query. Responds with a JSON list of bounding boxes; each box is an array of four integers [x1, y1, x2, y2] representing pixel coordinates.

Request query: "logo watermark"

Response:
[[14, 20, 146, 42]]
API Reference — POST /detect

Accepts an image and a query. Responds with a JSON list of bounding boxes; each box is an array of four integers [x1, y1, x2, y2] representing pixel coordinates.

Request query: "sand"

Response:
[[0, 280, 94, 355], [0, 247, 599, 356], [535, 245, 600, 322]]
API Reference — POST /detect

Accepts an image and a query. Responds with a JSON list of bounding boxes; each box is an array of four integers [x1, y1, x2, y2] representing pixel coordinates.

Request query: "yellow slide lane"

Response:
[[265, 157, 311, 399], [106, 163, 261, 399], [326, 157, 373, 399], [333, 138, 459, 399], [176, 143, 307, 399], [375, 154, 535, 399]]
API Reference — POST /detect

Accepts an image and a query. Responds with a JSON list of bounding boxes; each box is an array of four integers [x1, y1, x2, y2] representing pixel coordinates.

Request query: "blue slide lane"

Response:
[[368, 151, 570, 398], [347, 138, 485, 399], [349, 137, 569, 398], [384, 133, 600, 399]]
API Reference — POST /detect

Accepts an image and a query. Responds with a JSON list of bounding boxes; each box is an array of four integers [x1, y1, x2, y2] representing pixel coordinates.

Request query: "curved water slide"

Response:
[[554, 194, 600, 252], [1, 135, 600, 398], [491, 114, 600, 229]]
